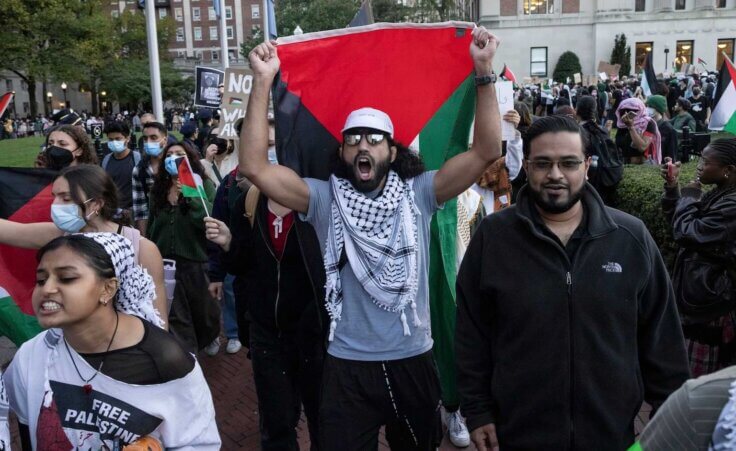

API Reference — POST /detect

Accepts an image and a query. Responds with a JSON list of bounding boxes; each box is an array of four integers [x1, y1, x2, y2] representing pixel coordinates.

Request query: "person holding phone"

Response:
[[615, 98, 661, 164]]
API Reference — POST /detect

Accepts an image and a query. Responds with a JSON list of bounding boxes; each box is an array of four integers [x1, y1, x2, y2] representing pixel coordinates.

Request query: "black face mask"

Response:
[[46, 146, 74, 170]]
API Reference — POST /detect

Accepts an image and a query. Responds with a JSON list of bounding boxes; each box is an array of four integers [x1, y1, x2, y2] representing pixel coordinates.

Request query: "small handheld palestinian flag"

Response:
[[499, 64, 517, 84], [709, 54, 736, 134], [0, 93, 13, 118], [698, 57, 707, 68], [173, 157, 210, 216]]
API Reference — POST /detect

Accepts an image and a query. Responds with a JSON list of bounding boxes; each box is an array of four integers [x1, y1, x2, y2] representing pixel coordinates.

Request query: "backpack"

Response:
[[583, 122, 623, 188], [101, 150, 142, 171], [243, 185, 260, 228]]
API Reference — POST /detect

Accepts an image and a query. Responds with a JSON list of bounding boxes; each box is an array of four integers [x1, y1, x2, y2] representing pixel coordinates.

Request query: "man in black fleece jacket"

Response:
[[456, 116, 689, 451]]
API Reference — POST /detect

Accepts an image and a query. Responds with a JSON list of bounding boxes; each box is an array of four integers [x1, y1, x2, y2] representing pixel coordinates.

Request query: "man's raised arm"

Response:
[[239, 41, 310, 213], [434, 26, 502, 206]]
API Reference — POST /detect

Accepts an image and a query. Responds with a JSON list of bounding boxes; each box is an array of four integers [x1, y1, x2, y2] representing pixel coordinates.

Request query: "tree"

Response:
[[552, 51, 582, 84], [610, 33, 632, 78], [99, 59, 193, 110]]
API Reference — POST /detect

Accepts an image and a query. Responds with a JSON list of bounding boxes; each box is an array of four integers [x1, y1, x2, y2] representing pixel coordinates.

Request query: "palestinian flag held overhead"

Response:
[[274, 21, 477, 410], [0, 92, 13, 118], [640, 51, 659, 98], [0, 168, 56, 345], [709, 56, 736, 134], [499, 63, 517, 84]]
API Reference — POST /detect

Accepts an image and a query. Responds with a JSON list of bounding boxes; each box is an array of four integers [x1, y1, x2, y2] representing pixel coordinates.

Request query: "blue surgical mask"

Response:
[[107, 140, 127, 153], [164, 155, 180, 176], [144, 142, 162, 157], [50, 202, 91, 233]]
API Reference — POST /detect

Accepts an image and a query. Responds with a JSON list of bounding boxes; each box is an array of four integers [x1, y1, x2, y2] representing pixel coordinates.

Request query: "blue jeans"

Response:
[[223, 274, 238, 339]]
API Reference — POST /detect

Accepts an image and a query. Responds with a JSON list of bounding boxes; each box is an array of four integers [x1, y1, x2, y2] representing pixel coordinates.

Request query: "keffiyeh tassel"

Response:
[[400, 311, 410, 336], [411, 301, 421, 327]]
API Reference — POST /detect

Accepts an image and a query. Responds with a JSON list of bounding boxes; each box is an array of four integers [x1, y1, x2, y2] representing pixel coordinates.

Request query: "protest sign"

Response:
[[219, 67, 253, 139], [194, 67, 224, 108], [573, 73, 582, 83], [597, 61, 620, 80], [497, 81, 515, 141]]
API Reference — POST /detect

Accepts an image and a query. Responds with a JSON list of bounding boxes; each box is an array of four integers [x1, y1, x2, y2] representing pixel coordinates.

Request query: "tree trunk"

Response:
[[90, 82, 99, 116], [42, 79, 49, 117]]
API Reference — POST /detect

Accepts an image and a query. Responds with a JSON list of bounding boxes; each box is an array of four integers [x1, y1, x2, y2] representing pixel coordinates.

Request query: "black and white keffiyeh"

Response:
[[324, 170, 420, 341], [81, 233, 164, 328]]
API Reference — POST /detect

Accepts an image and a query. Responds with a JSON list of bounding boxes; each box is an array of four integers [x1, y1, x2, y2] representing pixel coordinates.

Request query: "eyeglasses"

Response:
[[343, 133, 386, 146], [526, 159, 584, 173]]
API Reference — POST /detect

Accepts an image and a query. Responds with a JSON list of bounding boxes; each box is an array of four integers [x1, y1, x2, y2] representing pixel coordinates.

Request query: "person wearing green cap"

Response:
[[646, 95, 678, 161]]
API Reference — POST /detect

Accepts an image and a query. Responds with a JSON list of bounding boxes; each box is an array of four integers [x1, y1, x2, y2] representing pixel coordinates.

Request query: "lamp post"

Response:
[[100, 90, 107, 114], [61, 82, 68, 108], [664, 46, 670, 71], [46, 91, 53, 115]]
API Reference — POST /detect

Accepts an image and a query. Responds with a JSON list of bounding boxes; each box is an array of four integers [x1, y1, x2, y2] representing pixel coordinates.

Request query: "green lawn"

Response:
[[0, 132, 184, 168]]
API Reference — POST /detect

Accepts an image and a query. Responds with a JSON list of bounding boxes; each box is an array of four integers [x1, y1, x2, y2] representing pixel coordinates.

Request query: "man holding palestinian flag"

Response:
[[240, 25, 501, 449]]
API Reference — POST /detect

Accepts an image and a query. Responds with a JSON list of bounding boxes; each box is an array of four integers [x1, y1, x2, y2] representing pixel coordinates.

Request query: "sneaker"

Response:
[[446, 410, 470, 448], [204, 338, 220, 356], [225, 338, 242, 354]]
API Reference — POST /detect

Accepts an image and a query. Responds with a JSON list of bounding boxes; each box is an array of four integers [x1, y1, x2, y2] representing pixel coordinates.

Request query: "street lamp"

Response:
[[60, 82, 68, 108], [664, 46, 670, 71], [46, 91, 53, 116], [294, 25, 303, 35], [100, 90, 107, 114]]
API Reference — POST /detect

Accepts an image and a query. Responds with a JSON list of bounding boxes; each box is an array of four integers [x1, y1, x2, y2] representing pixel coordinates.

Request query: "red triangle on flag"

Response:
[[276, 23, 475, 145], [0, 93, 13, 118]]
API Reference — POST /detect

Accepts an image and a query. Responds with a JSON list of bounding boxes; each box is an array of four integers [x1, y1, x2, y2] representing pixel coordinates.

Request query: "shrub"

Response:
[[552, 51, 582, 84], [615, 162, 700, 271]]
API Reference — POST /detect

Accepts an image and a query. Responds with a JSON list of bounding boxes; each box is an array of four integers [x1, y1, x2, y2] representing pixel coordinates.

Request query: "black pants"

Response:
[[319, 351, 441, 451], [250, 323, 324, 450], [168, 258, 221, 353]]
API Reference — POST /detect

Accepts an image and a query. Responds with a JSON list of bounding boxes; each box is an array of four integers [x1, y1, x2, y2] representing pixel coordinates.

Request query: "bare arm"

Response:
[[434, 27, 502, 205], [627, 126, 651, 152], [0, 220, 63, 249], [239, 41, 310, 213], [138, 237, 169, 329]]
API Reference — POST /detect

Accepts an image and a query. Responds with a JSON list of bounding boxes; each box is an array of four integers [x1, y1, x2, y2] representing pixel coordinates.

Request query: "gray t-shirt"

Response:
[[303, 171, 440, 361]]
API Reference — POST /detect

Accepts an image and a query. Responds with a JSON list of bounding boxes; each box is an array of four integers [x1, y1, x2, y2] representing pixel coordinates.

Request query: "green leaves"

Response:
[[552, 51, 582, 84]]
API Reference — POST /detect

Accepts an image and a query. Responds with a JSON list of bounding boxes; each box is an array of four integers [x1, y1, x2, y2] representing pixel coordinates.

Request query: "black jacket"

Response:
[[222, 192, 327, 344], [456, 184, 689, 451], [662, 185, 736, 325]]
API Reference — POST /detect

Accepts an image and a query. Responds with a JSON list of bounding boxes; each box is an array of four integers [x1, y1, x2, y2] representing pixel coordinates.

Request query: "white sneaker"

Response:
[[446, 410, 470, 448], [204, 338, 220, 356], [225, 338, 242, 354]]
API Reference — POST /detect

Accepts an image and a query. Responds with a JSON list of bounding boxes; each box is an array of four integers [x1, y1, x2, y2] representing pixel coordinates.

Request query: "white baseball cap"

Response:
[[341, 107, 394, 138]]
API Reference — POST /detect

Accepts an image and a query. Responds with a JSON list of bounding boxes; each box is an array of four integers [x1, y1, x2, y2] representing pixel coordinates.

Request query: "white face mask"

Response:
[[646, 107, 657, 118]]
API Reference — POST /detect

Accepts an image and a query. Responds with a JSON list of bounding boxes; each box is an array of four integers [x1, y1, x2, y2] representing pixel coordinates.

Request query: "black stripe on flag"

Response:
[[0, 168, 57, 219], [641, 51, 659, 97]]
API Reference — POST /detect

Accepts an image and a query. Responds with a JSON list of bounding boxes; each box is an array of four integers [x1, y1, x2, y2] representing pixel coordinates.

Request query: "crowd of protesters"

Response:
[[1, 27, 736, 450]]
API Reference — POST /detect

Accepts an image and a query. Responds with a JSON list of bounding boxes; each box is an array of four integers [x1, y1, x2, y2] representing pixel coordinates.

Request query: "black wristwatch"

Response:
[[474, 72, 497, 86]]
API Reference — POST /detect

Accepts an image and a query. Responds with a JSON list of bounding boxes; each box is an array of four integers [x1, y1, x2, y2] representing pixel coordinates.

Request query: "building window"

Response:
[[208, 6, 216, 20], [226, 26, 233, 39], [192, 7, 200, 20], [175, 7, 183, 20], [176, 27, 184, 42], [195, 50, 203, 60], [5, 80, 13, 91], [21, 80, 28, 90], [158, 8, 167, 19], [23, 102, 30, 114], [111, 10, 119, 17], [210, 26, 218, 40], [252, 4, 260, 19], [676, 40, 694, 66], [212, 50, 219, 61], [717, 39, 735, 70], [225, 6, 232, 19], [530, 47, 547, 77], [194, 27, 202, 41], [717, 0, 726, 7], [176, 50, 185, 58], [675, 0, 686, 9], [635, 0, 646, 11], [523, 0, 554, 15], [635, 42, 653, 73]]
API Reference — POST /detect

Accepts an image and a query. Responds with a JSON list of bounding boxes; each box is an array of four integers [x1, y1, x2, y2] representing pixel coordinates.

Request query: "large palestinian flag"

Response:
[[709, 56, 736, 134], [0, 168, 55, 345], [274, 22, 478, 405]]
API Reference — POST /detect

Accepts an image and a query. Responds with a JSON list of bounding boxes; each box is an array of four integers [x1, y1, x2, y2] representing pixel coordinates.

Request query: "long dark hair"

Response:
[[38, 235, 116, 281], [150, 141, 208, 214], [57, 164, 120, 222], [701, 138, 736, 208]]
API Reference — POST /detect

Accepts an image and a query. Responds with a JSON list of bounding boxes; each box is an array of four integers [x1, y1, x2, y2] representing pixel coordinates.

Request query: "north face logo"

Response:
[[602, 262, 622, 273]]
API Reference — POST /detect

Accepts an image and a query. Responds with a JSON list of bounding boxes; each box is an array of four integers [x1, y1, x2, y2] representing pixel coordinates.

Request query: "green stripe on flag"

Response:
[[0, 296, 42, 346], [627, 442, 644, 451], [725, 111, 736, 135], [181, 185, 201, 198], [423, 74, 476, 407]]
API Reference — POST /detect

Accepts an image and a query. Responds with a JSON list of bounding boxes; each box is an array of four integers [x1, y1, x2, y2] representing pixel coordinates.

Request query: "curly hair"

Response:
[[46, 124, 98, 165], [150, 141, 208, 214]]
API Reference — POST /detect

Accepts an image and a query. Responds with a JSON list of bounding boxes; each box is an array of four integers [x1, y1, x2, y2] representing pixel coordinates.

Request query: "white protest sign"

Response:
[[573, 73, 581, 83], [219, 68, 254, 139], [496, 81, 515, 141], [599, 72, 608, 81]]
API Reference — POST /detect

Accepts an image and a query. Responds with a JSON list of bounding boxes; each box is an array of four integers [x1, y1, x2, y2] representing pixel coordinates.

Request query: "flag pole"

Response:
[[144, 0, 164, 122], [219, 0, 229, 71], [262, 0, 269, 42]]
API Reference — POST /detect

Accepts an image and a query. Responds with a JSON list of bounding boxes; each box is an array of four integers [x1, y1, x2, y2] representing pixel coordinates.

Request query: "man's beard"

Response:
[[336, 153, 391, 192], [528, 182, 585, 214]]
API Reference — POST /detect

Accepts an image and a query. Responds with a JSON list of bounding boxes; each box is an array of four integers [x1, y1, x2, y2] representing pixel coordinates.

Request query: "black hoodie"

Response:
[[456, 184, 689, 451]]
